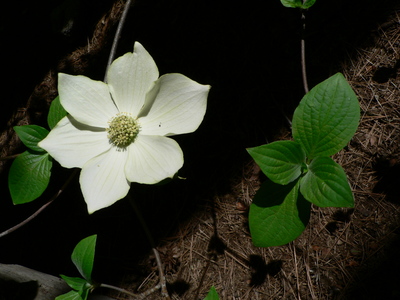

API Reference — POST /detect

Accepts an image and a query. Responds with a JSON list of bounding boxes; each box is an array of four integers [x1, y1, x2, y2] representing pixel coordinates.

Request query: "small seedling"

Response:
[[247, 73, 360, 247]]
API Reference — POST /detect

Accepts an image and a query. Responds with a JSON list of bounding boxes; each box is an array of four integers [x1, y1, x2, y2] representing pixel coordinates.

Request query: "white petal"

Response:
[[58, 73, 118, 127], [125, 135, 183, 184], [38, 116, 111, 168], [80, 149, 130, 214], [107, 42, 159, 116], [138, 73, 210, 136]]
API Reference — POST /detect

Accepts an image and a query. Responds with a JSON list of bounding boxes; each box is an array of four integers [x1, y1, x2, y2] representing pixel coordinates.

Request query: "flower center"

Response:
[[106, 113, 140, 148]]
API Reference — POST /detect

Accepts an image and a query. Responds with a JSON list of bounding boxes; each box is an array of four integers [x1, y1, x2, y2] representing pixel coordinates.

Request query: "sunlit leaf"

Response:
[[292, 73, 359, 158], [300, 157, 354, 207], [302, 0, 316, 8], [204, 286, 220, 300], [8, 151, 52, 204], [60, 275, 88, 291], [55, 290, 82, 300], [48, 95, 68, 129], [71, 235, 97, 282], [247, 140, 306, 185], [280, 0, 316, 8], [280, 0, 303, 8], [14, 125, 49, 152]]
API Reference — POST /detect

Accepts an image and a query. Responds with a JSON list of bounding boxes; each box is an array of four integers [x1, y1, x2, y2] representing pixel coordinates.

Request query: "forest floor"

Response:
[[109, 5, 400, 300]]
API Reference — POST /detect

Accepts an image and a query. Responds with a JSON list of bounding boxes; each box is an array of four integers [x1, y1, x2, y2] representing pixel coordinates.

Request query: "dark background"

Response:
[[0, 0, 398, 291]]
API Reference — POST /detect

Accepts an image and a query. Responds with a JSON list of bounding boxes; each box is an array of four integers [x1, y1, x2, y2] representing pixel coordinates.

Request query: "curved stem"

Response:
[[0, 169, 79, 238], [104, 0, 134, 82], [152, 247, 170, 299]]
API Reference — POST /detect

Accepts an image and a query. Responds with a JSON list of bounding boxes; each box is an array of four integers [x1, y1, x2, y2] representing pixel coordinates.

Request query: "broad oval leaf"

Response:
[[204, 286, 220, 300], [300, 156, 354, 207], [249, 178, 311, 247], [48, 96, 68, 129], [14, 125, 49, 152], [292, 73, 360, 158], [247, 140, 306, 185], [71, 235, 97, 282], [8, 151, 52, 204], [55, 290, 82, 300], [60, 275, 88, 291], [59, 275, 91, 300]]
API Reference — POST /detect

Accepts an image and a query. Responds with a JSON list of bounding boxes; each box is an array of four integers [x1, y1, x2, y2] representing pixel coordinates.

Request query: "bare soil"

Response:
[[1, 1, 400, 300]]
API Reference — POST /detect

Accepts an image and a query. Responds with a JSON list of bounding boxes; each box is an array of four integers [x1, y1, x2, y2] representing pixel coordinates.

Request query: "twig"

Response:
[[101, 282, 164, 299], [129, 195, 171, 299], [137, 283, 162, 299], [301, 9, 309, 94], [104, 0, 134, 82], [291, 242, 301, 300], [152, 247, 170, 299], [100, 283, 138, 297], [0, 169, 79, 238]]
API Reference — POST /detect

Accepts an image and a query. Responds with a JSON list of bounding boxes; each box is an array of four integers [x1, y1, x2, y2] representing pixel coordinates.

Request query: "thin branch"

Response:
[[99, 283, 138, 297], [101, 282, 164, 299], [0, 169, 79, 238], [152, 247, 170, 299], [104, 0, 134, 82], [301, 10, 309, 94], [291, 242, 301, 300]]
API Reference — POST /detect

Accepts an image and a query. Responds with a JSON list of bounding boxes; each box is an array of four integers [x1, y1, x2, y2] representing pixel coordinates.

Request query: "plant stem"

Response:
[[128, 195, 171, 299], [0, 169, 79, 238], [99, 283, 138, 297], [104, 0, 134, 82], [152, 247, 170, 299], [101, 282, 165, 299], [301, 10, 309, 94]]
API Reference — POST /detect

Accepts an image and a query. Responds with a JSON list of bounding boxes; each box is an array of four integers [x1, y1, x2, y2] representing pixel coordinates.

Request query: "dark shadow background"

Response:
[[1, 0, 400, 298]]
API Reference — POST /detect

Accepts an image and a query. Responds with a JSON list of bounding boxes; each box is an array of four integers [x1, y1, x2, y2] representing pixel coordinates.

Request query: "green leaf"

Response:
[[300, 157, 354, 207], [48, 95, 68, 129], [8, 151, 52, 204], [71, 235, 97, 282], [292, 73, 360, 158], [249, 178, 311, 247], [14, 125, 49, 152], [280, 0, 316, 8], [59, 275, 91, 300], [247, 140, 306, 185], [204, 286, 219, 300], [77, 289, 90, 300], [302, 0, 316, 8], [280, 0, 303, 8], [60, 275, 88, 291], [55, 290, 83, 300]]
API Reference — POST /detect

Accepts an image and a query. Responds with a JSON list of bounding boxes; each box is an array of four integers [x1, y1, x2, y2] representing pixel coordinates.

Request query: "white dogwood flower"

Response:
[[39, 42, 210, 213]]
